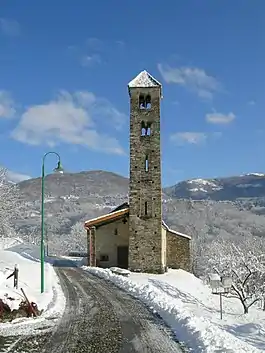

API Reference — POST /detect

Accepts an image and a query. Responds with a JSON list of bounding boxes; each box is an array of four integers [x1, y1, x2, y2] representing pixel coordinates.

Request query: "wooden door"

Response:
[[117, 246, 128, 269]]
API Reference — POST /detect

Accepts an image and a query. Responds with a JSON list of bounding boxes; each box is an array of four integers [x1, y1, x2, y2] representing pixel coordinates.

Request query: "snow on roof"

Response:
[[84, 205, 191, 240], [128, 70, 162, 89], [162, 220, 191, 240], [84, 208, 129, 229]]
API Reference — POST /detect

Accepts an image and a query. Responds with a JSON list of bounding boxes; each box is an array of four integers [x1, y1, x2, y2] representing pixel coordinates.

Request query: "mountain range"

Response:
[[9, 170, 265, 254], [164, 173, 265, 201]]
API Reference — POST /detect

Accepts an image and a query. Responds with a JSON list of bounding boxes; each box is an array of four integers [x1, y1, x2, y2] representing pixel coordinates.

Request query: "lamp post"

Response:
[[45, 227, 49, 257], [41, 151, 63, 293]]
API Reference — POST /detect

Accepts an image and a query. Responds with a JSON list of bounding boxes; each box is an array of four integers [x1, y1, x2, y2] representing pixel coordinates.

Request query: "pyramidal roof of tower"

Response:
[[128, 70, 162, 88]]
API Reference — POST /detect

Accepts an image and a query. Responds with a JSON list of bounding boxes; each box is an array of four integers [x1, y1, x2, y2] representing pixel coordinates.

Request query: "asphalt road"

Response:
[[3, 262, 184, 353]]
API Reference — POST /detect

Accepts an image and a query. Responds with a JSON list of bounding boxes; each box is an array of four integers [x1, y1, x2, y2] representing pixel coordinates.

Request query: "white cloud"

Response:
[[7, 170, 31, 183], [11, 91, 126, 155], [67, 38, 103, 68], [81, 54, 101, 67], [0, 91, 16, 118], [158, 63, 220, 99], [170, 132, 207, 145], [0, 18, 20, 36], [85, 37, 103, 50], [206, 112, 235, 124], [77, 37, 124, 68]]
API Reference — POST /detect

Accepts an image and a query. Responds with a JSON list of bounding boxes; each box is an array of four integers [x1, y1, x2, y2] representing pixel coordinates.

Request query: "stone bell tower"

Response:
[[128, 70, 165, 274]]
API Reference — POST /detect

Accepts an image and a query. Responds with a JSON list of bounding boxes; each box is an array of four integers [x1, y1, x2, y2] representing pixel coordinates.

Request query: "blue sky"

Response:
[[0, 0, 264, 186]]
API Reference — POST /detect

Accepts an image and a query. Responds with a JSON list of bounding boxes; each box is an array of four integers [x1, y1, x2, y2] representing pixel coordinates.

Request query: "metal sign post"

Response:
[[219, 291, 223, 320]]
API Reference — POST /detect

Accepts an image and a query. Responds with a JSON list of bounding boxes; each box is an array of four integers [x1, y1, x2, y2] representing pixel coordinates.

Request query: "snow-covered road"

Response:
[[9, 262, 184, 352]]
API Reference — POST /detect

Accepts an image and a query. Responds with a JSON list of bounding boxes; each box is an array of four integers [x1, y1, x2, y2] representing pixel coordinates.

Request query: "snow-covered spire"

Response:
[[128, 70, 162, 89]]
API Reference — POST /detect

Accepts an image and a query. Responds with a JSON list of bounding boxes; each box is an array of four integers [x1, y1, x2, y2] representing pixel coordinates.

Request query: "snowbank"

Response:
[[60, 255, 87, 267], [0, 237, 23, 250], [0, 242, 65, 336], [83, 267, 265, 353]]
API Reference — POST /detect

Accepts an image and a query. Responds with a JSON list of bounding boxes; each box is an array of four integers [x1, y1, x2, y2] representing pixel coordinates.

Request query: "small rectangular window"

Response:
[[144, 201, 148, 216], [145, 155, 149, 172], [100, 254, 109, 261], [114, 228, 118, 235]]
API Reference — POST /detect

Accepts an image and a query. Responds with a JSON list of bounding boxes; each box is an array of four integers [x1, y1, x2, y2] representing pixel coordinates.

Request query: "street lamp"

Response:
[[41, 152, 64, 293]]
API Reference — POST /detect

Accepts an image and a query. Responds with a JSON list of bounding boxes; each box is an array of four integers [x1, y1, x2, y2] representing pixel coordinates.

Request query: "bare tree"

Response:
[[206, 237, 265, 314], [69, 221, 87, 251], [0, 168, 20, 238]]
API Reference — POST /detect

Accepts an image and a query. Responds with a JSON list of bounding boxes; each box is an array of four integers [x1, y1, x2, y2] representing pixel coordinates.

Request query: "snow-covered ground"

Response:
[[0, 237, 23, 250], [0, 238, 65, 336], [83, 266, 265, 353]]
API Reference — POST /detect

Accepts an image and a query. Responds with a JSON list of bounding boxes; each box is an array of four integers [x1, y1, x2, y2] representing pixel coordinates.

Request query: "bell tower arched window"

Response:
[[139, 94, 151, 109], [141, 121, 151, 136]]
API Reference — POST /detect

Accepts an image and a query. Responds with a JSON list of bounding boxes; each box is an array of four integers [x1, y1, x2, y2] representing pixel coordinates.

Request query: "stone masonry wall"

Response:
[[166, 231, 191, 272], [128, 86, 165, 273]]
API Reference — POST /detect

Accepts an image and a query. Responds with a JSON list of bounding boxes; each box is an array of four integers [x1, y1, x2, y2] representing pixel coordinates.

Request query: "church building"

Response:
[[84, 71, 191, 273]]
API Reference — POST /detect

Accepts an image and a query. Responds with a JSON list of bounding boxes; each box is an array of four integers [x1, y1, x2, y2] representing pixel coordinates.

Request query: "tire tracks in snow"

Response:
[[6, 266, 184, 352]]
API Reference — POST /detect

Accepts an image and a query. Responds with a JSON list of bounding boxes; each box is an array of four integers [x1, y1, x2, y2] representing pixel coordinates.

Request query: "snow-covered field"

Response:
[[2, 236, 264, 351], [0, 239, 65, 336], [84, 266, 265, 353]]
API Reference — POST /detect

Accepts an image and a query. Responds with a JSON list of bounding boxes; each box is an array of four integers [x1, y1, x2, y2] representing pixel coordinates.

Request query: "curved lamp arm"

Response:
[[42, 151, 63, 174]]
